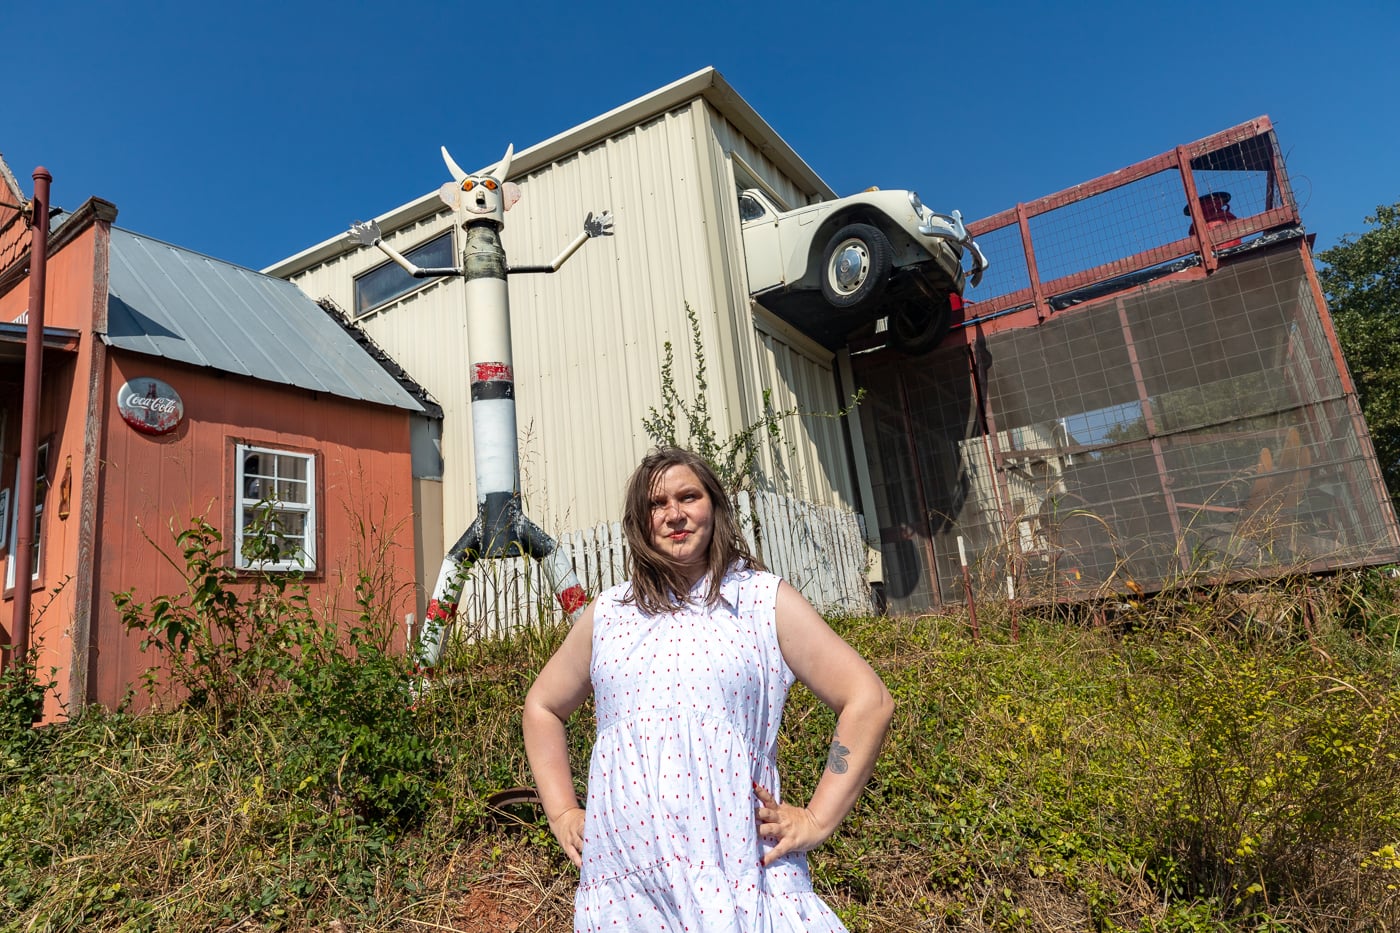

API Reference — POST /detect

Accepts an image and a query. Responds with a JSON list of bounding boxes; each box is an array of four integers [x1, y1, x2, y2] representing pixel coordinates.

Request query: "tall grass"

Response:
[[2, 525, 1398, 930]]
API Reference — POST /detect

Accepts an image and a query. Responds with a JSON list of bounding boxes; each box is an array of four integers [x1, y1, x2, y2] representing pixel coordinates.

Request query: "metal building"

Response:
[[266, 68, 874, 620]]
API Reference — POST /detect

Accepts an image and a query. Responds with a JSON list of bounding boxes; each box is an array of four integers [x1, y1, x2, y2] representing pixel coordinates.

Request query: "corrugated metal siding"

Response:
[[701, 104, 857, 509], [708, 111, 814, 210], [105, 228, 424, 413], [528, 108, 710, 531], [283, 98, 858, 553], [750, 311, 856, 507]]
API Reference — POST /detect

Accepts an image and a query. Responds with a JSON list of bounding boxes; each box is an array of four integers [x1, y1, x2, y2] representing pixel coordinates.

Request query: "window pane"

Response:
[[273, 507, 308, 566], [353, 231, 454, 314], [242, 507, 307, 563], [243, 452, 269, 498], [275, 510, 307, 539], [739, 194, 767, 222], [276, 454, 308, 483], [274, 454, 309, 503], [277, 479, 307, 503]]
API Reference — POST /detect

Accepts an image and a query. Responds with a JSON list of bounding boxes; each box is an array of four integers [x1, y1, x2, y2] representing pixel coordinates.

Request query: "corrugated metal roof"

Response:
[[105, 227, 426, 413]]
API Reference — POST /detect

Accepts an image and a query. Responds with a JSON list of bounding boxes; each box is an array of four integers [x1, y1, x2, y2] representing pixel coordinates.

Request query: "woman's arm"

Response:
[[757, 580, 894, 865], [522, 600, 596, 867]]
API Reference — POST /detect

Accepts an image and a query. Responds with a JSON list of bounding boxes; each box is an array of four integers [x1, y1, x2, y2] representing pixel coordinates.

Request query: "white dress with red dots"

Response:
[[575, 567, 848, 931]]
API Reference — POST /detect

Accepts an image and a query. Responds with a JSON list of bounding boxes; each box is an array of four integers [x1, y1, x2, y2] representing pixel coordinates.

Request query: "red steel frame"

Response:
[[958, 116, 1295, 338], [876, 115, 1400, 607]]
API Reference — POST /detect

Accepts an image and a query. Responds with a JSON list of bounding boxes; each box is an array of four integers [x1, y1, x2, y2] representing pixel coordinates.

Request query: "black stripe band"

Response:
[[470, 381, 515, 401]]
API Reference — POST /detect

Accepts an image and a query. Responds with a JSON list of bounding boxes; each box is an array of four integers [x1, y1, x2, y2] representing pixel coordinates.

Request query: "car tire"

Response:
[[887, 295, 953, 355], [820, 224, 892, 310]]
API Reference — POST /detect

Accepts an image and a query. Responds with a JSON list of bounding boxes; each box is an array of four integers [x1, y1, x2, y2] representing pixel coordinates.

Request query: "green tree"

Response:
[[1317, 204, 1400, 512]]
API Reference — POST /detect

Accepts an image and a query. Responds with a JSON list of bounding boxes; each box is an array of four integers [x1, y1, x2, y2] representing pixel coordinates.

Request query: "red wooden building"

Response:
[[0, 158, 435, 719]]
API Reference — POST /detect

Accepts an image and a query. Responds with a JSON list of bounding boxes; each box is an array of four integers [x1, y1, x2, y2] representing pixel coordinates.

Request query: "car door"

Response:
[[737, 191, 784, 294]]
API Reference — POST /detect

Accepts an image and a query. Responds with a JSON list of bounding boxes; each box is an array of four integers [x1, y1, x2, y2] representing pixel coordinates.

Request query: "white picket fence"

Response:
[[740, 490, 872, 614], [451, 491, 872, 638]]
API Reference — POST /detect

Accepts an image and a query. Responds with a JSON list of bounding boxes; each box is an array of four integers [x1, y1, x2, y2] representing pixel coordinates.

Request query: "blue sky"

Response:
[[4, 0, 1396, 272]]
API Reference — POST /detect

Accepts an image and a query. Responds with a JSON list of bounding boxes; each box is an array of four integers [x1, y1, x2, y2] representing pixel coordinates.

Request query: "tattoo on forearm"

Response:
[[827, 733, 850, 774]]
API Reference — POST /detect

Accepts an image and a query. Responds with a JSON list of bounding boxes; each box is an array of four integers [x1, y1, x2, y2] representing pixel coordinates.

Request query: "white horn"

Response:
[[441, 146, 467, 183], [491, 144, 514, 182]]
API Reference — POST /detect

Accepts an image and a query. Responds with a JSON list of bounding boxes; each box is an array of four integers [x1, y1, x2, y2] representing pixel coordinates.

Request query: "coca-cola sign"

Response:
[[117, 377, 184, 435]]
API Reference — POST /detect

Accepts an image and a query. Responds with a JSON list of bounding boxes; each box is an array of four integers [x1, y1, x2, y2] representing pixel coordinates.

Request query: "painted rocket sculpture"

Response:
[[349, 144, 613, 669]]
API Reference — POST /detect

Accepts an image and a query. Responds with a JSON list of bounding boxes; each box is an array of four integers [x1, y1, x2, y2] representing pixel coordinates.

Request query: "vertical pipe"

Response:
[[11, 167, 51, 668], [896, 371, 943, 607]]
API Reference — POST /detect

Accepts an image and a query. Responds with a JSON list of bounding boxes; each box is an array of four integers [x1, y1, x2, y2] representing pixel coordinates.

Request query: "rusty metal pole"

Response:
[[10, 167, 51, 668]]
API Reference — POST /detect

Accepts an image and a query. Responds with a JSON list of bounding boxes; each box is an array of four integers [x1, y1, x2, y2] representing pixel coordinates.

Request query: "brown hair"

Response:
[[621, 447, 761, 615]]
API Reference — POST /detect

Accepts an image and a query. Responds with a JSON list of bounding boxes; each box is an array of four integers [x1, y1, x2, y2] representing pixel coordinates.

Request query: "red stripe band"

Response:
[[473, 362, 513, 383], [559, 585, 587, 614], [426, 599, 456, 622]]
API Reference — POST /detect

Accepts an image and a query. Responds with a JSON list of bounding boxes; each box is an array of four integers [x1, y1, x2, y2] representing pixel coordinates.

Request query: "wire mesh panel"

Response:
[[1026, 169, 1189, 288], [855, 341, 979, 613], [962, 221, 1031, 308], [1187, 131, 1287, 225], [853, 242, 1399, 609], [848, 118, 1396, 611], [961, 120, 1298, 328]]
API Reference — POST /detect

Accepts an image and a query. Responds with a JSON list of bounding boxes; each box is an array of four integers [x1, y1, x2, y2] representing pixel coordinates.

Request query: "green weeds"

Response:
[[2, 524, 1398, 929]]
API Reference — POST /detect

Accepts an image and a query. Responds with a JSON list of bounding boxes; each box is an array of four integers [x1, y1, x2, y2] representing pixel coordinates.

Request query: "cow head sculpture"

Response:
[[439, 144, 522, 228]]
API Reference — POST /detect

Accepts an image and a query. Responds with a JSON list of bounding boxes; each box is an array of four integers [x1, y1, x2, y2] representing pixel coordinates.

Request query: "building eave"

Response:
[[0, 196, 118, 302], [262, 67, 834, 279]]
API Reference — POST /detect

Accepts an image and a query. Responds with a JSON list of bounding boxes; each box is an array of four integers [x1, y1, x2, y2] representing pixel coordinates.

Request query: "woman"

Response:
[[524, 447, 894, 930]]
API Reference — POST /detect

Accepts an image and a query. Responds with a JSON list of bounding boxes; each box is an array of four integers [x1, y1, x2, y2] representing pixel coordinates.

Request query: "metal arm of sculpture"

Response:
[[347, 143, 610, 673], [348, 219, 462, 278], [509, 211, 614, 274]]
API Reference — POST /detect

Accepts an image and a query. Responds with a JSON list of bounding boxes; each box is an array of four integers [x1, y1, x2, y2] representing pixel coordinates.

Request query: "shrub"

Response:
[[112, 510, 436, 827], [0, 645, 55, 757], [5, 547, 1399, 929], [1133, 643, 1400, 918]]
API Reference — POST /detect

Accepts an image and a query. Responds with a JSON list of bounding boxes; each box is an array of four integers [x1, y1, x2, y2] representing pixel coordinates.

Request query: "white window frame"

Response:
[[5, 441, 47, 591], [235, 444, 316, 572]]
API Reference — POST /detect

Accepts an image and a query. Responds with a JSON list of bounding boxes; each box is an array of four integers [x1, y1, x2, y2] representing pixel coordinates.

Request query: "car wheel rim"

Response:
[[828, 239, 871, 296]]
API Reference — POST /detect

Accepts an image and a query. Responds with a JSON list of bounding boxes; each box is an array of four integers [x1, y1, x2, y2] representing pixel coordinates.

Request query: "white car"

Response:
[[737, 186, 987, 354]]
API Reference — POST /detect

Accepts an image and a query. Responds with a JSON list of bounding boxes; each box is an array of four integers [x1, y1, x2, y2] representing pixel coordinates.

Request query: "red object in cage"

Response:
[[1187, 191, 1243, 249]]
